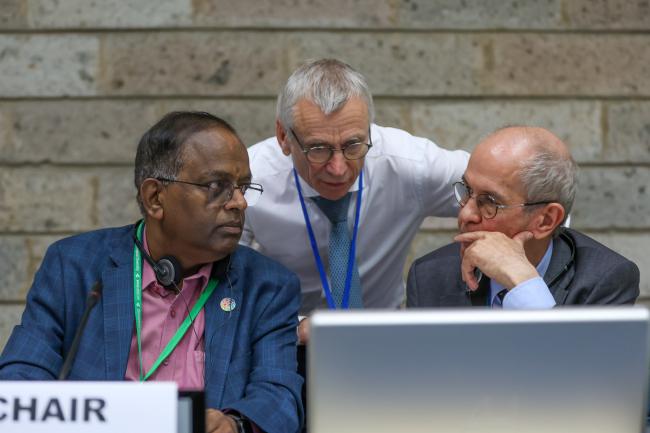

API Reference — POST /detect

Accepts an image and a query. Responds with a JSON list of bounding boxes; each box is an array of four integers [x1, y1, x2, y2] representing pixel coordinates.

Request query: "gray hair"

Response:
[[276, 58, 375, 130], [519, 148, 579, 235]]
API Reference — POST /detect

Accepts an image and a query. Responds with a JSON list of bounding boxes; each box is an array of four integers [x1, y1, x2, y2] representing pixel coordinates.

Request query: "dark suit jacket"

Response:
[[0, 224, 304, 433], [407, 228, 639, 307]]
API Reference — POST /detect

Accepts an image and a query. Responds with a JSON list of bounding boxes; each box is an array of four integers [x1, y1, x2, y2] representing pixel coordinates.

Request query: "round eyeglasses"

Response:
[[157, 178, 264, 207], [453, 181, 554, 219], [290, 128, 372, 164]]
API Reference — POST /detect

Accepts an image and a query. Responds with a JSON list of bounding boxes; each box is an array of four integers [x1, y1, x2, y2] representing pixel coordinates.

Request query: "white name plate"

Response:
[[0, 381, 177, 433]]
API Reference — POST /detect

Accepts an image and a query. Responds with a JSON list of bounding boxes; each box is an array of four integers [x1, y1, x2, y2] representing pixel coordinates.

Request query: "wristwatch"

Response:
[[229, 413, 252, 433]]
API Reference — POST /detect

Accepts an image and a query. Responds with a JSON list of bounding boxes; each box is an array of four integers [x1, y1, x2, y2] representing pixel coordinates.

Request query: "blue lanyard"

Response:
[[293, 169, 363, 309]]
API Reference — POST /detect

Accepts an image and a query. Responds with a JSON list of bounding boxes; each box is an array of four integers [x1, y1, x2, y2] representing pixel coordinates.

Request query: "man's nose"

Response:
[[225, 188, 248, 210], [325, 151, 348, 177], [458, 196, 481, 225]]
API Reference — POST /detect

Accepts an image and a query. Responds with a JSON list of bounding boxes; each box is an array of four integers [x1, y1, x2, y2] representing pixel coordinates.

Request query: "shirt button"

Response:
[[170, 309, 176, 318], [163, 359, 169, 366]]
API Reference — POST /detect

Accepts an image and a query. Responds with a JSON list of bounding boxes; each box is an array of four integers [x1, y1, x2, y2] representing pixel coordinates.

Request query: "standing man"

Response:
[[407, 126, 639, 308], [241, 59, 468, 337], [0, 112, 303, 433]]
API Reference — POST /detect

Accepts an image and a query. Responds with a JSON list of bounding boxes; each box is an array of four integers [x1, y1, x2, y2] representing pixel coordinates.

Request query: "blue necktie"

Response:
[[491, 288, 508, 308], [311, 194, 363, 308]]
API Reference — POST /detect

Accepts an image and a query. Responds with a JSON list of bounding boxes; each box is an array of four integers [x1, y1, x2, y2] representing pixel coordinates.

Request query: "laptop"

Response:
[[309, 308, 650, 433]]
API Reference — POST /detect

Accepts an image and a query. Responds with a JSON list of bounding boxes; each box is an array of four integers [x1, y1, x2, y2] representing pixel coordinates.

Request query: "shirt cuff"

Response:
[[502, 276, 556, 309]]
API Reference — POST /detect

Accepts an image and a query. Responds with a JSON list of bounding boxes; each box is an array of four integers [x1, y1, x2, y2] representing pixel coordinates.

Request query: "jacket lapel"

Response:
[[204, 257, 241, 407], [545, 231, 576, 304], [102, 227, 136, 380]]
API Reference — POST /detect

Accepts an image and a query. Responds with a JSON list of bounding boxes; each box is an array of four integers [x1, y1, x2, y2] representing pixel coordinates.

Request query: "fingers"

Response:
[[206, 409, 222, 433], [205, 409, 239, 433], [459, 243, 480, 291], [297, 317, 310, 345], [454, 231, 486, 244], [513, 231, 533, 246]]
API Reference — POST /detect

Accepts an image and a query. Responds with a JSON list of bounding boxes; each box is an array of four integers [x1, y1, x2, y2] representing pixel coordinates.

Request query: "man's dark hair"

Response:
[[134, 111, 240, 215]]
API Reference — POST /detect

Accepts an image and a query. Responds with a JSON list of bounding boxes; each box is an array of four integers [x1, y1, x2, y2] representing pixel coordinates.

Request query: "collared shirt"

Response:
[[242, 124, 469, 314], [125, 233, 212, 390], [492, 240, 556, 309]]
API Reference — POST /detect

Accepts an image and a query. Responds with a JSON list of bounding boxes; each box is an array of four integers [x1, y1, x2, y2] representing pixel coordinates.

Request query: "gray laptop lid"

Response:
[[309, 308, 649, 433]]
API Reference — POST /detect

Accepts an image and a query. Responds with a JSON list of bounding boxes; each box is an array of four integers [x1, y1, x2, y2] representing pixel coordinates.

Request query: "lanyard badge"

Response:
[[132, 222, 218, 381]]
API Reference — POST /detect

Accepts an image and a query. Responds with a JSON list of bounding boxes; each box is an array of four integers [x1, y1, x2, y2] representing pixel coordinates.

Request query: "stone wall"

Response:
[[1, 0, 649, 348]]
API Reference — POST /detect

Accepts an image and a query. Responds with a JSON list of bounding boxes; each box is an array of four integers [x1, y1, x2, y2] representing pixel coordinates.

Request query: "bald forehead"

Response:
[[474, 126, 568, 164]]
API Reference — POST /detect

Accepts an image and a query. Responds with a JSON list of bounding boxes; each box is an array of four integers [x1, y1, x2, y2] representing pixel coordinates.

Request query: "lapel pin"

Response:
[[220, 297, 236, 312]]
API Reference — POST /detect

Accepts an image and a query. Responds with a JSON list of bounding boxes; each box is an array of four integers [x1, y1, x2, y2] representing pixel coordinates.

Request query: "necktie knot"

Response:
[[312, 193, 351, 223]]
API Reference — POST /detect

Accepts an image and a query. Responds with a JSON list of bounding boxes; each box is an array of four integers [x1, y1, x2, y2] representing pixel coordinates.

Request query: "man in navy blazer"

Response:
[[407, 126, 639, 309], [0, 112, 303, 433]]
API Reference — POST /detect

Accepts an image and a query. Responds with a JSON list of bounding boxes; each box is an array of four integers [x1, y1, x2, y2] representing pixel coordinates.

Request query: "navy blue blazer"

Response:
[[0, 224, 304, 433]]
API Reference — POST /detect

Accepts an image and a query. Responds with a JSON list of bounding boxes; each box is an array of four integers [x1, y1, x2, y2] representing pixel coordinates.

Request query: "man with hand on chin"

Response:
[[407, 126, 639, 308], [0, 112, 303, 433]]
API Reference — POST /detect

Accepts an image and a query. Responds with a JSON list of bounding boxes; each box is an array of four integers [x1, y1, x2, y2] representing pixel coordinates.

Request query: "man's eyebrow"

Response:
[[204, 170, 231, 179], [462, 175, 506, 202], [343, 135, 366, 145]]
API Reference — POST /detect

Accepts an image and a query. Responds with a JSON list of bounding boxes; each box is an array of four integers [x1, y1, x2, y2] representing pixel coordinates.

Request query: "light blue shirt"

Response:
[[490, 240, 556, 309]]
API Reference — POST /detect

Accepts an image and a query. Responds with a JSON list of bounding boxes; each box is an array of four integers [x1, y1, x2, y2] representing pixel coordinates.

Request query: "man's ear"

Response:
[[530, 203, 565, 239], [276, 120, 292, 156], [140, 178, 165, 220]]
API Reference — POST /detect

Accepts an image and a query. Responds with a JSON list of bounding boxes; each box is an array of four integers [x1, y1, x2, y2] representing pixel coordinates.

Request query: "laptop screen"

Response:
[[309, 308, 649, 433]]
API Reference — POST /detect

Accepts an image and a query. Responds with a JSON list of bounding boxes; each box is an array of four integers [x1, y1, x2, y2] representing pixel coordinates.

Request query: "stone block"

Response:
[[193, 0, 394, 27], [0, 0, 27, 29], [100, 32, 288, 96], [0, 167, 133, 232], [375, 100, 603, 163], [0, 100, 159, 164], [420, 216, 458, 231], [606, 102, 650, 163], [481, 34, 650, 96], [396, 0, 561, 29], [408, 100, 602, 162], [561, 0, 650, 29], [0, 35, 98, 97], [0, 304, 25, 350], [584, 232, 650, 298], [96, 167, 142, 228], [407, 230, 456, 269], [0, 99, 277, 164], [374, 100, 413, 133], [572, 167, 650, 230], [0, 235, 64, 301], [28, 0, 192, 28]]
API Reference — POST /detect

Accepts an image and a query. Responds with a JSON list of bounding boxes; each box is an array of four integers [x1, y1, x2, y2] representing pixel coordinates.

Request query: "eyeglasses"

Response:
[[289, 128, 373, 164], [157, 178, 264, 206], [453, 181, 554, 219]]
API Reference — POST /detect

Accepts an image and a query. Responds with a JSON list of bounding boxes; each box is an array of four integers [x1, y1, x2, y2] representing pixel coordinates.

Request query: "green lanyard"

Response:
[[133, 222, 218, 381]]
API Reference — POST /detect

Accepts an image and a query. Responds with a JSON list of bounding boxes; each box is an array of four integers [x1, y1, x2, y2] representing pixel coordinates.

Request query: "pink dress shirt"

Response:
[[125, 234, 212, 391]]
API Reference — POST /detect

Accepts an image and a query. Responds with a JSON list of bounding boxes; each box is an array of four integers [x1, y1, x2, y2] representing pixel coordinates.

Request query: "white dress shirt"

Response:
[[241, 124, 469, 314]]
